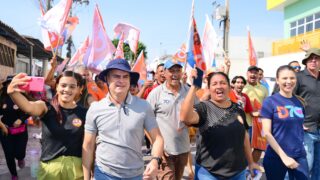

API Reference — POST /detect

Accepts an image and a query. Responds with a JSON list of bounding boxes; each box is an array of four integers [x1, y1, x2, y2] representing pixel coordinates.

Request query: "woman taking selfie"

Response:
[[180, 71, 260, 179], [7, 71, 87, 180], [0, 75, 29, 180], [261, 65, 308, 179]]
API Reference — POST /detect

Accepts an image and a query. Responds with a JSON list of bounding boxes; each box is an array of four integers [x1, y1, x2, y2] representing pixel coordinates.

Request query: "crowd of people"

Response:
[[0, 47, 319, 180]]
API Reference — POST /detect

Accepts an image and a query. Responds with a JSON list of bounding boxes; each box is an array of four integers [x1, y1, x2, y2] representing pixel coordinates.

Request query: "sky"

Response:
[[0, 0, 284, 62]]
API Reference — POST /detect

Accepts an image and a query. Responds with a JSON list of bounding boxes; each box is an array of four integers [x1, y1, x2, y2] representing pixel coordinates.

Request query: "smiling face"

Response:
[[276, 69, 296, 95], [208, 74, 230, 102], [247, 70, 258, 85], [56, 76, 79, 104], [233, 77, 246, 93], [106, 69, 130, 96], [289, 61, 301, 72], [165, 65, 182, 87], [258, 69, 264, 81], [156, 65, 166, 84]]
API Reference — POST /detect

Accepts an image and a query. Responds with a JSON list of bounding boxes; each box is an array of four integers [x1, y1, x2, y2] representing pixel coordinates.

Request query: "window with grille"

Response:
[[0, 43, 15, 67], [290, 11, 320, 37]]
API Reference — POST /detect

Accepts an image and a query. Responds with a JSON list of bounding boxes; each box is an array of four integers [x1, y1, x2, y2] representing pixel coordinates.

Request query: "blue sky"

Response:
[[0, 0, 283, 61]]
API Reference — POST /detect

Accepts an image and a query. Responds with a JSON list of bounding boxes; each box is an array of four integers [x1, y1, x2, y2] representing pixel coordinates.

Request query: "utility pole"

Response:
[[223, 0, 230, 56]]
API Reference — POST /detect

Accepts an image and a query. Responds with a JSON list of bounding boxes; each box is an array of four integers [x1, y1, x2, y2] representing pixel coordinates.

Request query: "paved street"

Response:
[[0, 126, 265, 179]]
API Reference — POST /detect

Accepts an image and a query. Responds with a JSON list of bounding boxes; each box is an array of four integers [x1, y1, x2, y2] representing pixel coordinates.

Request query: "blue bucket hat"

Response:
[[98, 59, 140, 83], [164, 59, 184, 69]]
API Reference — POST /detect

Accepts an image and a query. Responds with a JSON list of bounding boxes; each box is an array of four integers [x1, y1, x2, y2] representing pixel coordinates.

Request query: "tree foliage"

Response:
[[112, 39, 147, 65]]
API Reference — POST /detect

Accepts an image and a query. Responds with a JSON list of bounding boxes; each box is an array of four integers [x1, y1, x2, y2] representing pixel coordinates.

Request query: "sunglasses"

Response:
[[291, 66, 301, 70]]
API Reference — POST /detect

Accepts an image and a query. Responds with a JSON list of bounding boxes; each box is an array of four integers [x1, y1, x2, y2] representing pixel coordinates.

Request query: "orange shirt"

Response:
[[99, 84, 109, 95], [87, 81, 106, 101]]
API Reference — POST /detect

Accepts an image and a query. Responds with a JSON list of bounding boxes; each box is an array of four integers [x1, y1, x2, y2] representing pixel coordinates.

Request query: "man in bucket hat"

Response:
[[82, 59, 164, 180], [295, 48, 320, 179]]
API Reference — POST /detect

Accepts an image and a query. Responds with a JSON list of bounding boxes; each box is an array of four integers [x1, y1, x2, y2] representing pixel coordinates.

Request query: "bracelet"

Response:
[[150, 156, 162, 170]]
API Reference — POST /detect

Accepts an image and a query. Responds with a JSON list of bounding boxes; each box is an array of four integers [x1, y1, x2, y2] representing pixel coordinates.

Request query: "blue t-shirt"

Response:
[[261, 93, 306, 159]]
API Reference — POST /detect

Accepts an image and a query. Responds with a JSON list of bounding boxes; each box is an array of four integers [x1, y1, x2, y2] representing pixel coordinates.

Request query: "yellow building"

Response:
[[267, 0, 320, 55]]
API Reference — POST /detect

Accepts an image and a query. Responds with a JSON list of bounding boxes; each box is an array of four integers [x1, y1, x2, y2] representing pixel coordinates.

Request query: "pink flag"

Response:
[[202, 14, 218, 69], [132, 50, 146, 80], [114, 32, 125, 59], [68, 36, 89, 68], [248, 29, 257, 66], [84, 5, 116, 73], [40, 0, 72, 35], [56, 58, 69, 74], [114, 23, 140, 54]]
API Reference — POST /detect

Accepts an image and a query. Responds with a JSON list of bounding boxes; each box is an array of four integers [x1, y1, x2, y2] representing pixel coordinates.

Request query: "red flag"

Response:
[[132, 50, 146, 80], [248, 30, 257, 66], [61, 16, 79, 42], [114, 23, 140, 54], [253, 99, 262, 110], [173, 43, 187, 63], [114, 32, 125, 59], [40, 0, 72, 35], [68, 36, 89, 68], [186, 17, 206, 72], [192, 18, 206, 71], [184, 0, 206, 85], [84, 5, 116, 73]]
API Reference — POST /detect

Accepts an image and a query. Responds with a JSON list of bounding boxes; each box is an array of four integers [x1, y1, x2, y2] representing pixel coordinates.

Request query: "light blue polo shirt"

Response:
[[147, 82, 196, 155], [85, 93, 158, 178]]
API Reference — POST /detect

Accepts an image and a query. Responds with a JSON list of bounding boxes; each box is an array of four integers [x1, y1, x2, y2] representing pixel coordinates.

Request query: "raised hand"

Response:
[[300, 39, 311, 52], [6, 73, 31, 94]]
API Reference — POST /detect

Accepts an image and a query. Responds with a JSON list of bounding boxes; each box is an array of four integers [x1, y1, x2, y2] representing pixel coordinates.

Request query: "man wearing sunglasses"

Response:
[[295, 48, 320, 179], [289, 61, 302, 72]]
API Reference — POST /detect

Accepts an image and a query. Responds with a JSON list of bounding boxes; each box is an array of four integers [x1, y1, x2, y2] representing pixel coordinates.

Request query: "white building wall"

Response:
[[215, 36, 277, 79]]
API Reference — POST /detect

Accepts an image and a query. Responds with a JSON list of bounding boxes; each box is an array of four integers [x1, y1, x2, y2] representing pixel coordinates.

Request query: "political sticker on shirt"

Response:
[[72, 118, 82, 128], [2, 104, 7, 109], [13, 105, 19, 110]]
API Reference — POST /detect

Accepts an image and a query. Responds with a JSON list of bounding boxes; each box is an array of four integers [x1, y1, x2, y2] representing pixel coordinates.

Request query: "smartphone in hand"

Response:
[[147, 71, 154, 81], [19, 76, 44, 92], [193, 67, 203, 88]]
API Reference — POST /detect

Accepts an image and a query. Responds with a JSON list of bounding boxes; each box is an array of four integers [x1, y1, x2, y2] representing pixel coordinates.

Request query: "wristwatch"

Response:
[[151, 156, 162, 170]]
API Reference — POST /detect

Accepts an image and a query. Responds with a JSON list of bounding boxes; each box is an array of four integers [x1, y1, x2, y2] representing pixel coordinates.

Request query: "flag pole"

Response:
[[52, 34, 62, 57]]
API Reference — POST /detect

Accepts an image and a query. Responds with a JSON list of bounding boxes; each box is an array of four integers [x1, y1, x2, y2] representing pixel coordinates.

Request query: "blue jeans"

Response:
[[263, 156, 308, 180], [304, 130, 320, 180], [94, 165, 142, 180], [195, 164, 246, 180]]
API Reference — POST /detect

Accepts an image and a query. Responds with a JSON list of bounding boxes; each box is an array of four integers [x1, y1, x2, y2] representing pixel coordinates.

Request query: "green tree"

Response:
[[112, 39, 148, 65]]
